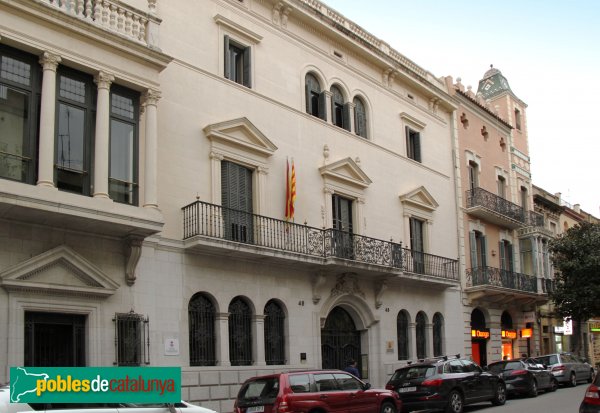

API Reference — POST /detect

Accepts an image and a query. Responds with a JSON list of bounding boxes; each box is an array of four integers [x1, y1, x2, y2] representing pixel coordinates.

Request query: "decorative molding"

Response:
[[399, 186, 439, 212], [214, 14, 263, 43], [204, 117, 278, 158], [399, 112, 427, 129], [94, 71, 115, 90], [330, 273, 365, 299], [374, 280, 387, 309], [125, 236, 144, 286], [319, 157, 372, 190], [39, 52, 62, 71]]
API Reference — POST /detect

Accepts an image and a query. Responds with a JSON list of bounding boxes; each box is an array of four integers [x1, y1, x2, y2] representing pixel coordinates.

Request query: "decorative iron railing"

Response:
[[524, 210, 545, 227], [466, 187, 525, 222], [466, 266, 538, 293], [182, 200, 458, 280], [541, 278, 555, 294]]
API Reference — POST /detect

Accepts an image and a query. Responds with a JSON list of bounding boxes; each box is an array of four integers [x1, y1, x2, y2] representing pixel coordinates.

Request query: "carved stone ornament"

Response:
[[330, 273, 365, 299], [374, 280, 388, 309], [312, 272, 327, 304], [125, 236, 144, 286]]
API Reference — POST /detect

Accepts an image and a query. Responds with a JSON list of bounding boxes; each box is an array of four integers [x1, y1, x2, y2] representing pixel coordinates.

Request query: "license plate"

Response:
[[399, 386, 417, 393], [247, 406, 265, 413]]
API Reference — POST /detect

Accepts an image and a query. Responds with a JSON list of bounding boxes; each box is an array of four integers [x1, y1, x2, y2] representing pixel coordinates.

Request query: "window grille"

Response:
[[189, 293, 216, 366], [433, 313, 444, 357], [229, 297, 252, 366], [264, 300, 285, 365], [397, 311, 409, 360], [416, 312, 427, 359], [114, 311, 149, 366]]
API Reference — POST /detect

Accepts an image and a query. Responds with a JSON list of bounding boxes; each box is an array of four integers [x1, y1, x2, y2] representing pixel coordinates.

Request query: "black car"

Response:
[[487, 359, 558, 397], [386, 355, 506, 413], [580, 369, 600, 412]]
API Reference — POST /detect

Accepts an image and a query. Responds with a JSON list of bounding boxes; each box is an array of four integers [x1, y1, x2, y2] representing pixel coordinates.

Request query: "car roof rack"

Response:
[[406, 354, 460, 365]]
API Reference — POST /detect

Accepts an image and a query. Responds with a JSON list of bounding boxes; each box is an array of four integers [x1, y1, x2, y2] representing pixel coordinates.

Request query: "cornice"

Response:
[[455, 89, 513, 130]]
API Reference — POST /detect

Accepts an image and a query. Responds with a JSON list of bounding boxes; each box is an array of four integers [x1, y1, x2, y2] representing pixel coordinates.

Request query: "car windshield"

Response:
[[536, 355, 559, 365], [237, 377, 279, 406], [390, 366, 436, 382], [488, 361, 523, 374]]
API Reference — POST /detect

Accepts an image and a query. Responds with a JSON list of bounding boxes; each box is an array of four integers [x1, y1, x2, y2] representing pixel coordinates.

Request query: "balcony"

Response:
[[465, 187, 544, 229], [465, 266, 549, 306], [541, 278, 556, 294], [182, 200, 458, 285]]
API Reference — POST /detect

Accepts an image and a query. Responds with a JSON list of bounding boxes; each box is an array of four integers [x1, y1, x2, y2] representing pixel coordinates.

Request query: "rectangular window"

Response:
[[114, 312, 149, 366], [469, 230, 487, 268], [55, 69, 95, 195], [109, 87, 139, 205], [0, 46, 40, 184], [519, 238, 534, 276], [499, 240, 513, 271], [224, 35, 251, 88], [514, 108, 521, 130], [332, 194, 354, 259], [221, 161, 253, 243], [405, 127, 421, 162], [497, 176, 506, 198], [520, 186, 528, 211], [409, 217, 425, 273], [468, 161, 479, 191]]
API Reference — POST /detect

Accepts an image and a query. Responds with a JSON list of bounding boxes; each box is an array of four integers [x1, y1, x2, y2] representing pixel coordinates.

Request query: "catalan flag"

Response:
[[285, 158, 296, 221], [290, 159, 296, 220]]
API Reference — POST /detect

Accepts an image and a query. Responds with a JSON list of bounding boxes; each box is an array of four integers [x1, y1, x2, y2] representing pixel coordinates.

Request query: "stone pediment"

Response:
[[204, 117, 278, 157], [399, 186, 439, 212], [319, 157, 372, 189], [0, 245, 119, 298]]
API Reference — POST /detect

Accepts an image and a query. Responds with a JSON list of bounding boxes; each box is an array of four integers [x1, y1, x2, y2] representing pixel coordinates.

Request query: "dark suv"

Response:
[[234, 370, 401, 413], [386, 355, 506, 413]]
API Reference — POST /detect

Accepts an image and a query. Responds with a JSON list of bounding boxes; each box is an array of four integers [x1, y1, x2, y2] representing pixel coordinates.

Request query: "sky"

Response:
[[324, 0, 600, 216]]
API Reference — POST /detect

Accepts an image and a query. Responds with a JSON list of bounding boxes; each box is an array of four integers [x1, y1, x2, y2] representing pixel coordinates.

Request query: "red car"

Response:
[[234, 370, 401, 413]]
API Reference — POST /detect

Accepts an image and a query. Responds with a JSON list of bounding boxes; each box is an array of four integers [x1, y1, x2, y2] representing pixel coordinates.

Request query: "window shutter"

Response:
[[342, 103, 351, 131], [414, 131, 422, 162], [318, 91, 327, 120], [221, 161, 230, 208], [405, 126, 411, 158], [481, 236, 487, 267], [469, 231, 477, 268], [224, 35, 231, 80], [355, 103, 366, 138], [499, 241, 505, 270], [243, 46, 251, 88], [508, 243, 514, 271]]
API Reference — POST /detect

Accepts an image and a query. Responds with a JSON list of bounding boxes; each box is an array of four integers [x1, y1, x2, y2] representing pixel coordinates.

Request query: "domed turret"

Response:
[[477, 64, 512, 99]]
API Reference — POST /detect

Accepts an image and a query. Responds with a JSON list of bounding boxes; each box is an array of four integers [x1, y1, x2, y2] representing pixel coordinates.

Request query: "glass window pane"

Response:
[[57, 104, 85, 171], [109, 120, 134, 181], [1, 56, 31, 86], [0, 86, 29, 181], [111, 93, 134, 119], [59, 75, 86, 103]]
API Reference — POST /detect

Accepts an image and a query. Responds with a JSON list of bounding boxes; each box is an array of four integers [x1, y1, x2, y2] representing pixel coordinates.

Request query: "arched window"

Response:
[[305, 73, 325, 120], [416, 311, 427, 359], [188, 293, 216, 366], [397, 310, 409, 360], [433, 313, 444, 357], [229, 297, 252, 366], [330, 85, 349, 130], [353, 96, 367, 138], [264, 300, 285, 365]]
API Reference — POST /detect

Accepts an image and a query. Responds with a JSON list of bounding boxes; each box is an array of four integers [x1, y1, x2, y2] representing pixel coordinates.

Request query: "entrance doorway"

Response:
[[24, 312, 86, 367], [321, 307, 361, 370], [471, 308, 488, 366]]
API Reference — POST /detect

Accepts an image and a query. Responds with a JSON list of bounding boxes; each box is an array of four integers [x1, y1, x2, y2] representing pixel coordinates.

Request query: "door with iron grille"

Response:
[[24, 312, 86, 367], [332, 194, 354, 259], [321, 306, 360, 370]]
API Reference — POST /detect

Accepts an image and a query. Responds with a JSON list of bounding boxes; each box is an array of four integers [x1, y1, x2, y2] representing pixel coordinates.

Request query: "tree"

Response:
[[549, 222, 600, 354]]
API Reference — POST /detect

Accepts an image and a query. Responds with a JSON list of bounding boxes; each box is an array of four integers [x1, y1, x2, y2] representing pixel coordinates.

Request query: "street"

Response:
[[415, 383, 588, 413]]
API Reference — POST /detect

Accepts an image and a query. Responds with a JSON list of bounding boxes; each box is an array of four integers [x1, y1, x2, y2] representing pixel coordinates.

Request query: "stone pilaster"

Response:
[[93, 71, 114, 199], [37, 52, 61, 188]]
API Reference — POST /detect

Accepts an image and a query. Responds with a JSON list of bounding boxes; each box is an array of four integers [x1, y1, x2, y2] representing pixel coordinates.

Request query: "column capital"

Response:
[[94, 71, 115, 90], [210, 151, 224, 161], [256, 166, 269, 175], [39, 52, 61, 71], [323, 186, 335, 195], [142, 89, 161, 106]]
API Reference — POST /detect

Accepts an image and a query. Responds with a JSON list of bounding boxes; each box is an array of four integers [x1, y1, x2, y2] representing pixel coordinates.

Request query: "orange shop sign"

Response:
[[520, 328, 533, 338], [502, 329, 517, 339], [471, 329, 490, 339]]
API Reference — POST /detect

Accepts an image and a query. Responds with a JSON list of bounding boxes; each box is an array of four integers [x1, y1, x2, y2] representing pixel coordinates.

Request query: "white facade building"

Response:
[[0, 0, 464, 410]]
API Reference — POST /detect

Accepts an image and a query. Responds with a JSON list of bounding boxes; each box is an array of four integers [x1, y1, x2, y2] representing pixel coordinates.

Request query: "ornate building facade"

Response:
[[0, 0, 464, 410]]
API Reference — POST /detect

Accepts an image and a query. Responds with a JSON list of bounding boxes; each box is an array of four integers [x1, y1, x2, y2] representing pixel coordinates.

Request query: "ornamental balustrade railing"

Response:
[[466, 187, 527, 224], [466, 266, 538, 293], [40, 0, 160, 48], [182, 200, 458, 280], [524, 210, 545, 227]]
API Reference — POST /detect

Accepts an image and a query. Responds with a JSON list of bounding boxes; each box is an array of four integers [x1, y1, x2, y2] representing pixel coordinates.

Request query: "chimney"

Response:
[[574, 204, 581, 213]]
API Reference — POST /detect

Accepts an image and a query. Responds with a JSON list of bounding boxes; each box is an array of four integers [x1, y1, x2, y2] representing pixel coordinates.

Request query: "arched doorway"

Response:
[[471, 308, 489, 366], [501, 311, 515, 360], [321, 306, 361, 370]]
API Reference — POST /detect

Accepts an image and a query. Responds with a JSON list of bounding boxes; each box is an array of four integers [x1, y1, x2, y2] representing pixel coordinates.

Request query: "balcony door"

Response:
[[332, 194, 353, 259], [221, 161, 253, 243], [409, 217, 425, 273]]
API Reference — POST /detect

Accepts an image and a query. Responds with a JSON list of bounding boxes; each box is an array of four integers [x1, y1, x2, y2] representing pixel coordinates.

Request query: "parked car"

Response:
[[0, 385, 217, 413], [385, 355, 505, 413], [580, 368, 600, 412], [234, 370, 401, 413], [534, 353, 595, 387], [487, 359, 558, 397]]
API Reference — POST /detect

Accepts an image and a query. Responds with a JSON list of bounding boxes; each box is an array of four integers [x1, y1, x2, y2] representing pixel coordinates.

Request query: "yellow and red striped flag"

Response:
[[289, 159, 296, 220], [285, 158, 290, 220]]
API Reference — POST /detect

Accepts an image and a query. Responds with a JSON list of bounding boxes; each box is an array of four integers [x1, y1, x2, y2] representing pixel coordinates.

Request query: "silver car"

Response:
[[535, 353, 595, 387]]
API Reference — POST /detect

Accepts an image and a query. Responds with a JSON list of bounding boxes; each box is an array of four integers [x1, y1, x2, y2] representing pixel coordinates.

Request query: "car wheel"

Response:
[[445, 390, 463, 413], [550, 378, 558, 392], [380, 401, 396, 413], [528, 380, 538, 397], [588, 370, 595, 384], [570, 372, 577, 387], [491, 382, 507, 406]]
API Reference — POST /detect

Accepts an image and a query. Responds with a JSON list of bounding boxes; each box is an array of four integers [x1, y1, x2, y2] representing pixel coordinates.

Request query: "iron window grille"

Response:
[[415, 312, 427, 359], [189, 293, 217, 366], [433, 313, 444, 357], [229, 298, 253, 366], [113, 311, 149, 366], [264, 300, 286, 365], [397, 311, 409, 360]]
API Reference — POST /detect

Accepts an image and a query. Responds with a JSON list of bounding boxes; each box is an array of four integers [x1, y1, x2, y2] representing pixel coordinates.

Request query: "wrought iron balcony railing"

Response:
[[465, 187, 544, 227], [466, 266, 538, 293], [541, 278, 555, 294], [182, 200, 458, 280]]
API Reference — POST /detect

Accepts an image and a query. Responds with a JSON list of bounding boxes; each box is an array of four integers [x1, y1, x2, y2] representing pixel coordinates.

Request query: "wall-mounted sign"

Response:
[[471, 329, 490, 339], [520, 328, 533, 338], [502, 329, 517, 339], [590, 321, 600, 332], [555, 318, 573, 335]]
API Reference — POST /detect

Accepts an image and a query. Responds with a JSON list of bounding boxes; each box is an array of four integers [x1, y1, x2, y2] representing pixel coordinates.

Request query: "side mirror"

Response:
[[363, 382, 372, 390]]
